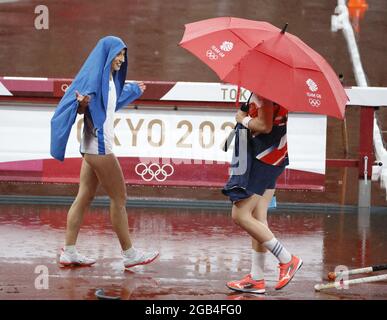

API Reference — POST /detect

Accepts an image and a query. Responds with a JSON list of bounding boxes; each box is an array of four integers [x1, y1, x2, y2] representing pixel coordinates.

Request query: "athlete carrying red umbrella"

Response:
[[179, 17, 348, 293], [222, 93, 302, 293]]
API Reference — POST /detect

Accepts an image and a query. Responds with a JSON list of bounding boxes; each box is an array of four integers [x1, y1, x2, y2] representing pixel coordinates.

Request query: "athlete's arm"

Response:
[[75, 91, 90, 114], [115, 81, 146, 111], [235, 98, 274, 134], [136, 81, 146, 93]]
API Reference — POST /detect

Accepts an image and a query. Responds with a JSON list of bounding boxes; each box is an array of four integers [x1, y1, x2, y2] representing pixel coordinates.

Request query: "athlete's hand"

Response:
[[235, 110, 248, 124], [75, 91, 90, 114], [136, 81, 146, 93]]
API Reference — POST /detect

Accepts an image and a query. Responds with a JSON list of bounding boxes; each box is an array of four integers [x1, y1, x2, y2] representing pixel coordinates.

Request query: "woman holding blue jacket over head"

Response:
[[51, 36, 159, 269]]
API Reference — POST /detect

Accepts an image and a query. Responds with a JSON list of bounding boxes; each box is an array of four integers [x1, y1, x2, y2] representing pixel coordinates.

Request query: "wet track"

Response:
[[0, 0, 386, 301], [0, 204, 385, 300], [1, 0, 387, 206]]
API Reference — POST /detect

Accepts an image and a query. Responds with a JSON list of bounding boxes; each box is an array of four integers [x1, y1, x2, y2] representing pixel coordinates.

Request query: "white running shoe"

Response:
[[59, 248, 96, 267], [123, 248, 159, 269]]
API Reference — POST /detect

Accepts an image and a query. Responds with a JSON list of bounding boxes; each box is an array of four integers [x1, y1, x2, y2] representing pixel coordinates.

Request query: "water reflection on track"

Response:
[[0, 204, 385, 300]]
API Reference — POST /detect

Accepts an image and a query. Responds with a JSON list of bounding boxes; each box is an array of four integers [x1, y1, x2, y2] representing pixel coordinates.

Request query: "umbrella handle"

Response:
[[235, 61, 242, 108], [235, 85, 241, 108], [223, 123, 237, 152], [224, 92, 254, 152]]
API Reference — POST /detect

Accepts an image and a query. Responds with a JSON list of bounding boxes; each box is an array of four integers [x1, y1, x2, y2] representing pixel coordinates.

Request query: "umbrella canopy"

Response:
[[179, 17, 348, 119]]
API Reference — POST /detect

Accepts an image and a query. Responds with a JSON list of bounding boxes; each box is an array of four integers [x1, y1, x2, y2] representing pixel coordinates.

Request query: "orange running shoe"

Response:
[[226, 274, 265, 294], [275, 255, 303, 290]]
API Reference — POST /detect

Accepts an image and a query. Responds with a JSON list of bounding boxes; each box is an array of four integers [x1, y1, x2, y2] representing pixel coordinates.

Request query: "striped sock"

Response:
[[251, 250, 266, 280], [263, 238, 292, 264]]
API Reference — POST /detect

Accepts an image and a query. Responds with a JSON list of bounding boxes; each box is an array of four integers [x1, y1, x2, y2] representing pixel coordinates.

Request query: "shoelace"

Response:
[[126, 250, 144, 261], [72, 254, 86, 262], [135, 252, 145, 261], [62, 249, 93, 263], [240, 275, 263, 285], [278, 264, 288, 278], [78, 255, 89, 262], [72, 252, 93, 263], [240, 275, 252, 284]]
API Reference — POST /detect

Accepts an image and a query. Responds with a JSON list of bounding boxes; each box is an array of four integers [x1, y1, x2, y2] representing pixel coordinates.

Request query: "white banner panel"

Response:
[[0, 106, 51, 162], [0, 105, 326, 174], [159, 81, 387, 106], [287, 114, 327, 174], [161, 82, 252, 103]]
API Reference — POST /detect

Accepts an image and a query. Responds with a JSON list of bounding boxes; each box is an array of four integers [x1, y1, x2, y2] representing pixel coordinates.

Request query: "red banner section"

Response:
[[0, 158, 325, 191]]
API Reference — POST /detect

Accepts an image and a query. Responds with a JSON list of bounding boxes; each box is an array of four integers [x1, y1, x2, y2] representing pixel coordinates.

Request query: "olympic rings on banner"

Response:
[[135, 163, 174, 182], [61, 83, 69, 92]]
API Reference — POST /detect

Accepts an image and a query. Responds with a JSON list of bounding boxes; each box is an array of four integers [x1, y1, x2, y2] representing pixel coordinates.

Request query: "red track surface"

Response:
[[0, 204, 386, 300]]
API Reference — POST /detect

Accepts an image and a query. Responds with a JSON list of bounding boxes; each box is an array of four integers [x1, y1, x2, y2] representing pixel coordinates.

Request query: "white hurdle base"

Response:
[[315, 274, 387, 291]]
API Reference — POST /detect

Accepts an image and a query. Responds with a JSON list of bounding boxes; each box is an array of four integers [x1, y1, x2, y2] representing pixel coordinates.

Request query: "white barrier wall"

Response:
[[0, 105, 327, 175]]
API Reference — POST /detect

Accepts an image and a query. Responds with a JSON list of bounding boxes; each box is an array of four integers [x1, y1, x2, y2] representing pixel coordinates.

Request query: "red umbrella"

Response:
[[179, 17, 348, 119]]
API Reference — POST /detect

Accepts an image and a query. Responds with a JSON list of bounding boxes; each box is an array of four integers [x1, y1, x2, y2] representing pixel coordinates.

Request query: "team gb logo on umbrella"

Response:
[[306, 79, 318, 92], [306, 78, 322, 108], [220, 41, 234, 51], [206, 41, 234, 60]]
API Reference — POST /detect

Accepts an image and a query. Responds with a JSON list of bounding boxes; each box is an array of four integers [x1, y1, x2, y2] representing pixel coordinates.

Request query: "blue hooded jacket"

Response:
[[50, 36, 142, 161]]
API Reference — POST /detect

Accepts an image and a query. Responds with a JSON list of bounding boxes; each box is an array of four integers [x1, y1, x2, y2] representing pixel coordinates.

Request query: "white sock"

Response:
[[251, 250, 265, 280], [263, 238, 292, 264], [64, 245, 77, 254], [122, 247, 136, 257]]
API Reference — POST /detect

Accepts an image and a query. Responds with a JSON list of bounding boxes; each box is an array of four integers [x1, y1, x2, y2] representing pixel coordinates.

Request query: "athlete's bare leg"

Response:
[[65, 158, 99, 246], [251, 189, 275, 252], [84, 153, 132, 251], [231, 193, 274, 243]]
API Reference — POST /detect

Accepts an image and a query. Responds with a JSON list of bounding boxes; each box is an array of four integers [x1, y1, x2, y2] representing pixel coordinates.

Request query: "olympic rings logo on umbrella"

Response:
[[309, 98, 321, 107], [206, 50, 218, 60], [135, 163, 175, 182]]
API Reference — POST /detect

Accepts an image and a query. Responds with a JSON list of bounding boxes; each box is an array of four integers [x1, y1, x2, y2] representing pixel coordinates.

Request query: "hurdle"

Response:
[[315, 274, 387, 291], [328, 264, 387, 281]]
